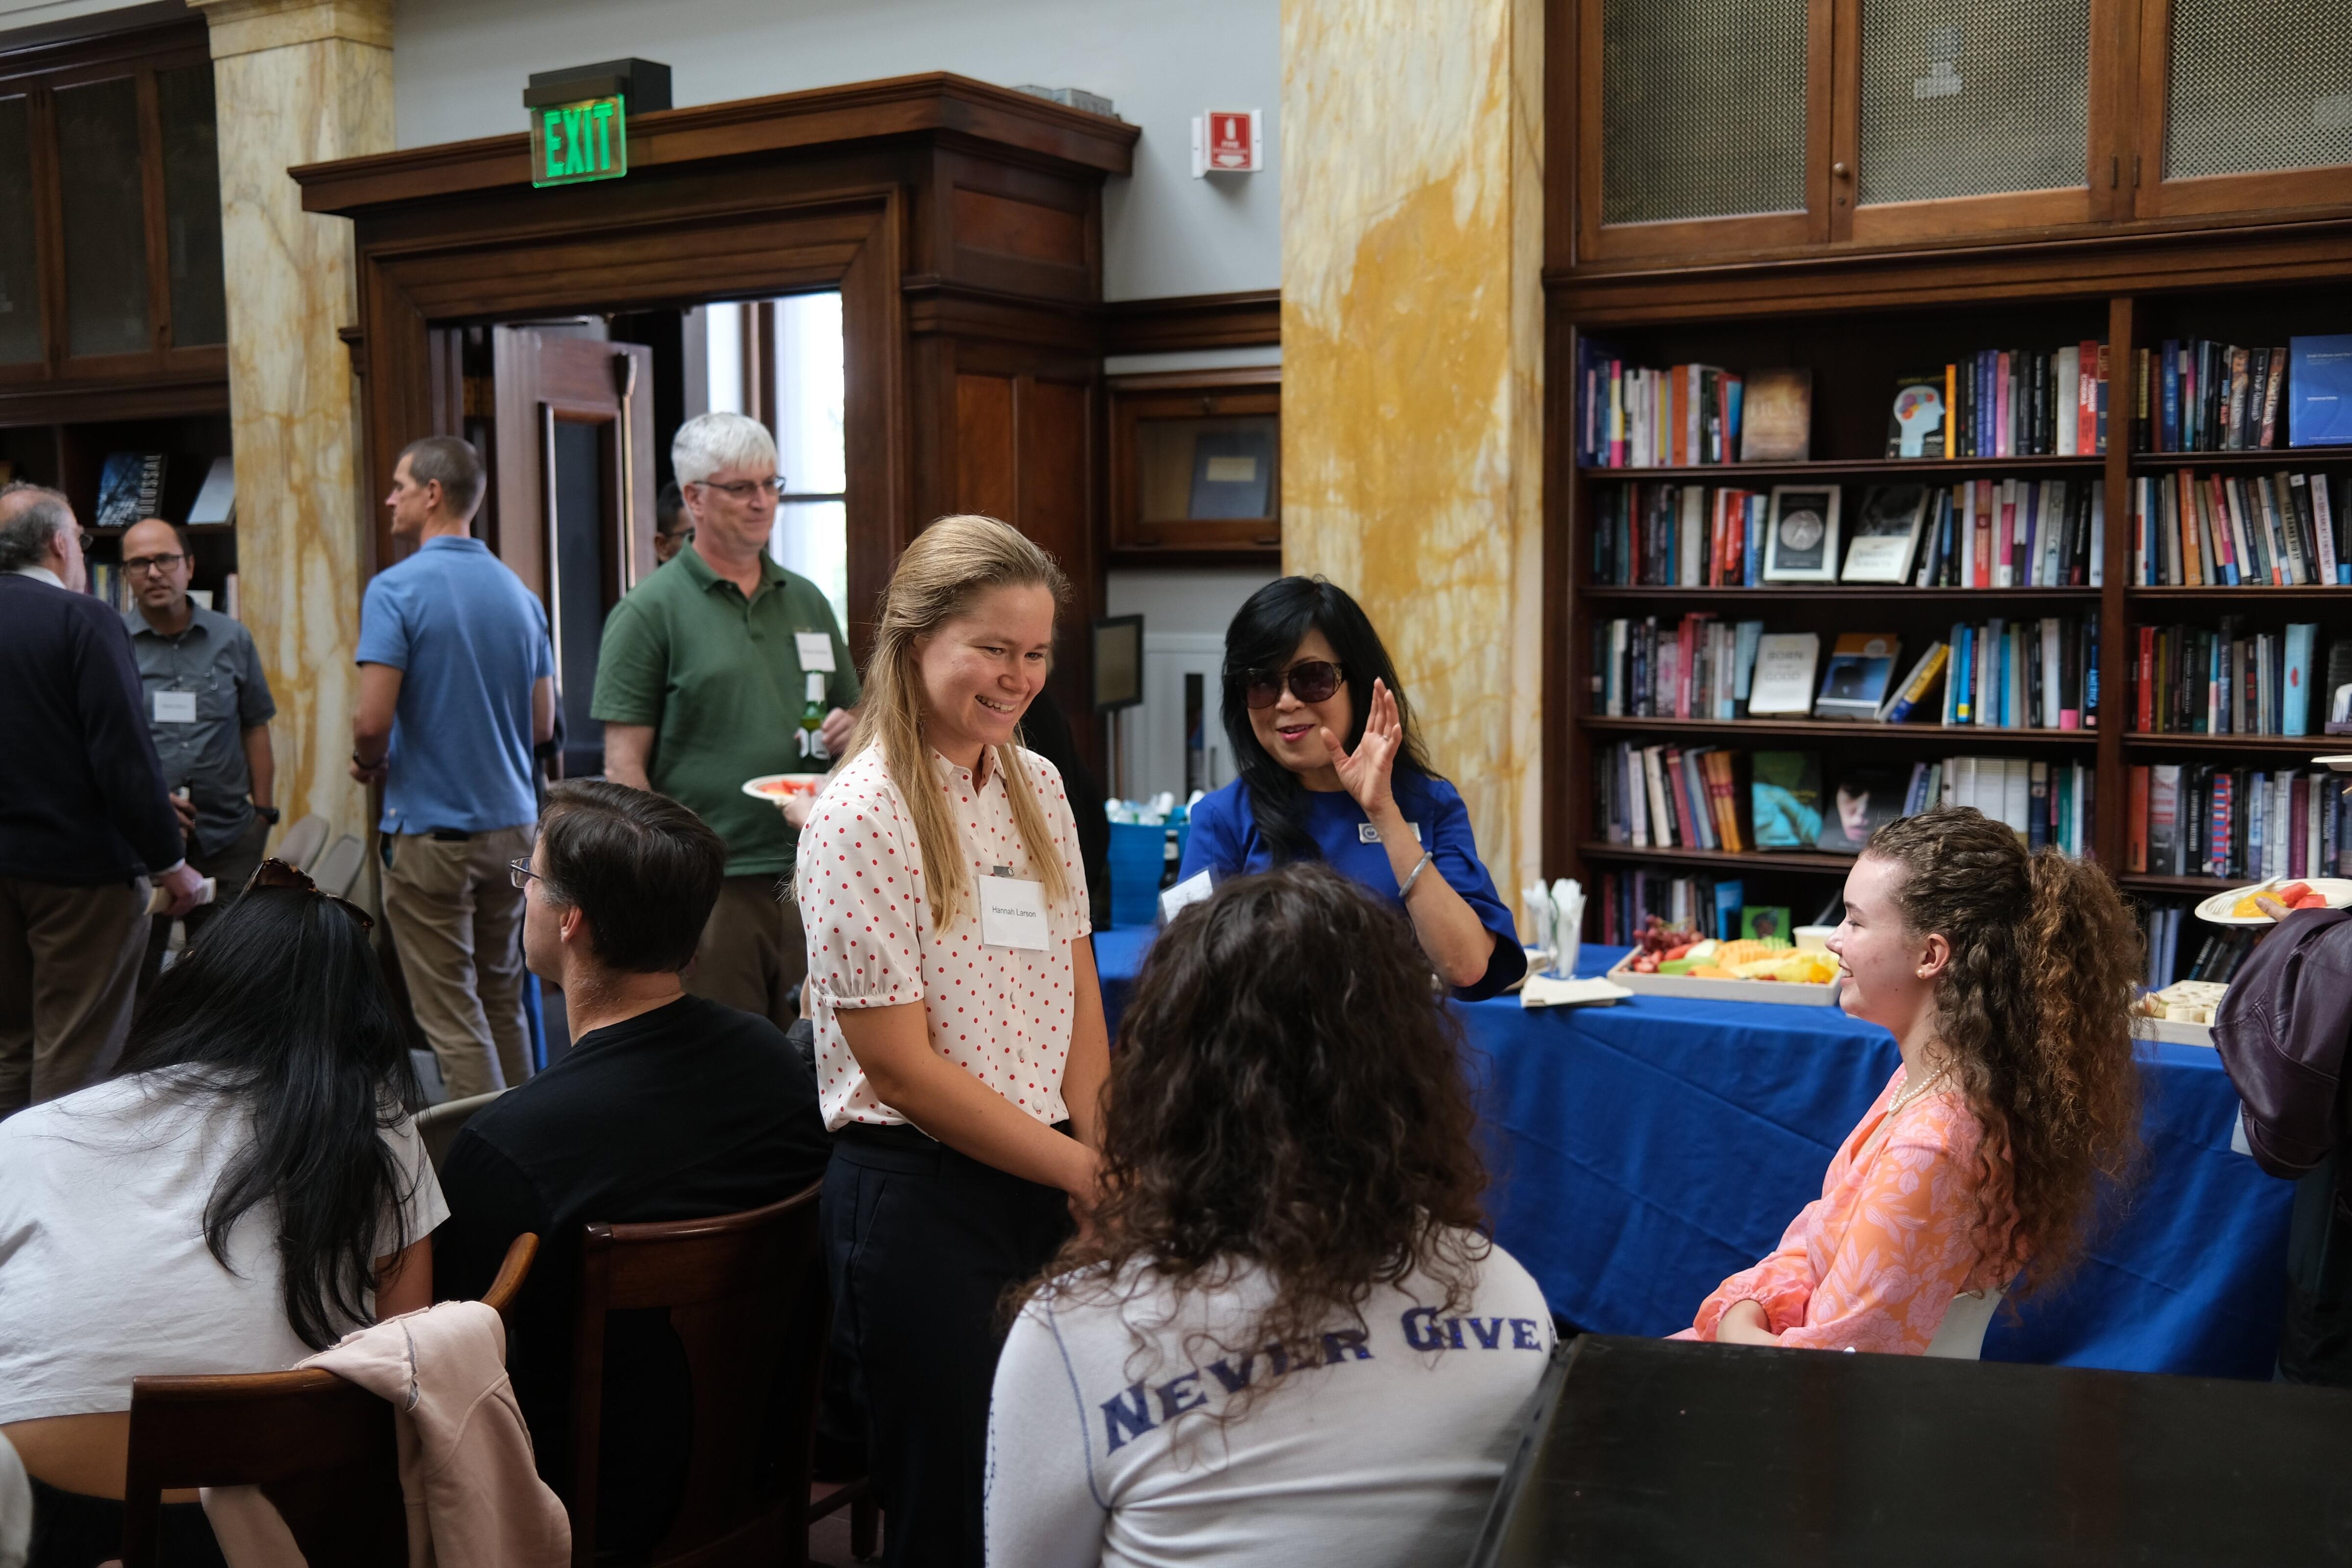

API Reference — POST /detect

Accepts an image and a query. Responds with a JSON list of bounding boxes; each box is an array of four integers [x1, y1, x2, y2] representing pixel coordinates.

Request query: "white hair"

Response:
[[671, 412, 779, 487]]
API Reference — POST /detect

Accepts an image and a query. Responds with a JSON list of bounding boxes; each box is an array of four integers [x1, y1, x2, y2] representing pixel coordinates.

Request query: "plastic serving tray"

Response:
[[1603, 955, 1843, 1008]]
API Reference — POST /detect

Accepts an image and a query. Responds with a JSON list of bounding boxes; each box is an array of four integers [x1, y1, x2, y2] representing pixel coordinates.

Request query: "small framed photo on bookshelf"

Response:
[[1764, 485, 1840, 582], [1841, 484, 1930, 583]]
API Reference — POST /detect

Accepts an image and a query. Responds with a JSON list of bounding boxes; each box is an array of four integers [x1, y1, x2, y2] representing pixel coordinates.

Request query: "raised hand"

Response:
[[1322, 677, 1402, 818]]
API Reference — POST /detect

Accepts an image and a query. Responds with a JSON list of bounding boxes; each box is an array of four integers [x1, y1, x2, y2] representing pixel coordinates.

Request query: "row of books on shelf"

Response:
[[1592, 618, 2096, 732], [2132, 622, 2343, 736], [85, 565, 240, 619], [1573, 342, 2121, 470], [2127, 762, 2349, 880], [2142, 336, 2351, 453], [93, 453, 237, 530], [1592, 477, 2104, 589], [1896, 345, 2110, 460], [2129, 468, 2347, 587], [2138, 904, 2258, 992], [1595, 743, 2095, 858], [1591, 870, 1827, 947]]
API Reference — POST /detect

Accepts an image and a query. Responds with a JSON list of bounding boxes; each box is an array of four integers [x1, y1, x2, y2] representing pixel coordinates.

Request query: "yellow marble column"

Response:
[[1282, 0, 1546, 916], [190, 0, 393, 860]]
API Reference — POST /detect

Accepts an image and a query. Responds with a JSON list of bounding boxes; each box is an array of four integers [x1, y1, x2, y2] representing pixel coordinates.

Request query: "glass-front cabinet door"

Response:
[[2131, 0, 2352, 221], [1576, 0, 2156, 263], [0, 34, 226, 380]]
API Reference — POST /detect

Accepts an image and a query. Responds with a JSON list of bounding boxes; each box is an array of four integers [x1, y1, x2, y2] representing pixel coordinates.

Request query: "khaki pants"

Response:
[[139, 812, 272, 998], [381, 826, 535, 1101], [685, 875, 806, 1031], [0, 875, 149, 1116]]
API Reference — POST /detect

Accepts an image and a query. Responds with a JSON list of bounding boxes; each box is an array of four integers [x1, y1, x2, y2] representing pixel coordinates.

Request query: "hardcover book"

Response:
[[1818, 766, 1905, 855], [2289, 334, 2352, 446], [1813, 633, 1900, 721], [1843, 484, 1931, 583], [94, 452, 166, 532], [1887, 372, 1946, 458], [1746, 632, 1820, 716], [1750, 751, 1823, 851], [1740, 368, 1812, 463]]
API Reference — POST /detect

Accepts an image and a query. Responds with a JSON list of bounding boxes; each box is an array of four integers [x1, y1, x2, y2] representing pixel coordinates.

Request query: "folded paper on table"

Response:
[[1521, 974, 1633, 1010]]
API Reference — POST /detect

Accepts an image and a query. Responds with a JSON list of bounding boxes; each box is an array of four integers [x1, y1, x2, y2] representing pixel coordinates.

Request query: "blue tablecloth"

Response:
[[1091, 927, 2293, 1379]]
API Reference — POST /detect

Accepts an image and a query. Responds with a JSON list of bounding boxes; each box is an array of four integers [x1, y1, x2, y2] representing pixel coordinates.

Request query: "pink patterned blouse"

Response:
[[799, 744, 1091, 1133], [1679, 1067, 2010, 1354]]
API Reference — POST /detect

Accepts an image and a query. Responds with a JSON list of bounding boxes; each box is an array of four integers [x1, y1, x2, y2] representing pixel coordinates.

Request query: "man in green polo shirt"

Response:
[[592, 412, 857, 1029]]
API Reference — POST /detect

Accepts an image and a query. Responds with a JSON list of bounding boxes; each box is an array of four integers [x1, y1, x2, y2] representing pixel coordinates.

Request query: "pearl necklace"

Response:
[[1886, 1064, 1951, 1118]]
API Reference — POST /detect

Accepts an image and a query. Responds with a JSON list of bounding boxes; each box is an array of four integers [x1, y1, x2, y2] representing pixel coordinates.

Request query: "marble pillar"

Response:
[[1282, 0, 1546, 916], [190, 0, 393, 862]]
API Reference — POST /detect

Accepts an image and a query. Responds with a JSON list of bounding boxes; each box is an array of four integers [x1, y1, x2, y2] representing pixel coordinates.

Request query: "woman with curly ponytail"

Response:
[[1680, 804, 2143, 1354]]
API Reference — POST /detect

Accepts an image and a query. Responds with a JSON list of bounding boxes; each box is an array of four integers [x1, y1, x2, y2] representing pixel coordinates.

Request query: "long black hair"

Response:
[[118, 886, 421, 1350], [1221, 576, 1434, 863]]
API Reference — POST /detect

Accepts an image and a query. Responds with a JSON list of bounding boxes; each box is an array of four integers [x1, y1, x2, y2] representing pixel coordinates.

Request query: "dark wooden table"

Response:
[[1470, 1336, 2352, 1566]]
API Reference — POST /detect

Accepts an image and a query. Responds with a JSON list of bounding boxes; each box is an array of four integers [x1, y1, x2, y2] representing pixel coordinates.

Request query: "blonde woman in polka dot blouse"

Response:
[[796, 514, 1108, 1568]]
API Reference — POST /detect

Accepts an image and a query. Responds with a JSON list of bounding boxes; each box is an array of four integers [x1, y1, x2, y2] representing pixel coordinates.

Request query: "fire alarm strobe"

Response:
[[1191, 108, 1263, 177]]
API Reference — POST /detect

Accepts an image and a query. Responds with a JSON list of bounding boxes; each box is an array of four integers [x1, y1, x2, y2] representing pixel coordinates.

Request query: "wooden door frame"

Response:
[[297, 73, 1139, 670], [334, 186, 908, 648]]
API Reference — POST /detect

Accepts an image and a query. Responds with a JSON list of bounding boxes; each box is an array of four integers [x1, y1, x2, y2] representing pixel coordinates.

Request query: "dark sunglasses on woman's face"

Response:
[[1241, 659, 1346, 710], [243, 857, 375, 931]]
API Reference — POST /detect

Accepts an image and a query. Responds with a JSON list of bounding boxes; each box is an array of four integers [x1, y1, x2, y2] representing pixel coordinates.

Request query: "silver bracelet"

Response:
[[1398, 850, 1435, 901]]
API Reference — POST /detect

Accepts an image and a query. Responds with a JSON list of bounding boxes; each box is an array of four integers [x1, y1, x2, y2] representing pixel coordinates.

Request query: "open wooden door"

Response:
[[490, 328, 656, 779]]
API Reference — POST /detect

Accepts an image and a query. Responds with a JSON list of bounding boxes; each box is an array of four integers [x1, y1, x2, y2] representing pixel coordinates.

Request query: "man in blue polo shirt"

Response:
[[354, 436, 554, 1100]]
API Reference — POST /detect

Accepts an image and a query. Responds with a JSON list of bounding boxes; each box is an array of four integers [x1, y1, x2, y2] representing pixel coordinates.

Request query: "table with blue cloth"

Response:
[[1090, 928, 2292, 1379]]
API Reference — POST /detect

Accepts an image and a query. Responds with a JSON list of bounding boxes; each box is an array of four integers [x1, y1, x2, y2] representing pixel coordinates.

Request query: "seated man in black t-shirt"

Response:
[[433, 781, 832, 1555]]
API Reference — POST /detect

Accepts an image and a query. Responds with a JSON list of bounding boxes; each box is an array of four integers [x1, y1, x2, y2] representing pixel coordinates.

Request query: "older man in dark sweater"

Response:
[[0, 484, 204, 1115]]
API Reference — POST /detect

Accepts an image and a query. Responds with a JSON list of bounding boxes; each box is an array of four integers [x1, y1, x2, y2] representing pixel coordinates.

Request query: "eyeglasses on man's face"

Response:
[[693, 476, 786, 501], [509, 858, 542, 891], [658, 525, 696, 544], [123, 552, 187, 576]]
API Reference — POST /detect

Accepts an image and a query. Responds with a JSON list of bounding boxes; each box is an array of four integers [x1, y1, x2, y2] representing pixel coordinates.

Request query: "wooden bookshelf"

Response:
[[1547, 258, 2352, 947], [1584, 715, 2099, 748], [2123, 733, 2350, 755], [2130, 445, 2352, 471]]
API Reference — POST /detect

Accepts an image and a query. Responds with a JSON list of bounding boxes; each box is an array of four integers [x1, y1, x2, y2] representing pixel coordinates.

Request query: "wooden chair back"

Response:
[[119, 1232, 539, 1568], [569, 1181, 829, 1567]]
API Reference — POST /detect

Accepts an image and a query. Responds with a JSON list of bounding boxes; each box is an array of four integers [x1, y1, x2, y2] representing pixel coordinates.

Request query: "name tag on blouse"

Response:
[[1357, 821, 1422, 844], [979, 873, 1050, 951]]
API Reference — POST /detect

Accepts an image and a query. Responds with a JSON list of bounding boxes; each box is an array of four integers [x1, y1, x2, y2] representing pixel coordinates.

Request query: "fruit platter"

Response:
[[1604, 918, 1842, 1007], [740, 773, 822, 803]]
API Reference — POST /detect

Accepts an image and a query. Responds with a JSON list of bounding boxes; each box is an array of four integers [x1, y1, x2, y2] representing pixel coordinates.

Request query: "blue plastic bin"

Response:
[[1106, 821, 1166, 928]]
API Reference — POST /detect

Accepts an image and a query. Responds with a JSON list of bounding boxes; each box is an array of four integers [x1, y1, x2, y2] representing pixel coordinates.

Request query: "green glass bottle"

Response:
[[798, 669, 829, 768]]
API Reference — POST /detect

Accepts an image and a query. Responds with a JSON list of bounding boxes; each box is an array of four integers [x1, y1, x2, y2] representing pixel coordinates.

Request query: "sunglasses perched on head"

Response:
[[1239, 659, 1346, 710], [242, 858, 375, 931]]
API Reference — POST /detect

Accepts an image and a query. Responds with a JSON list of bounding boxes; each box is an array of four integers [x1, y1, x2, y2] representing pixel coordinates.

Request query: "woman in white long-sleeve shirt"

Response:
[[986, 862, 1551, 1568]]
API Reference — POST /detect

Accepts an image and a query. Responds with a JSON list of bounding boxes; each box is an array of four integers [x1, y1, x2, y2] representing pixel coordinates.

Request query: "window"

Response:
[[703, 293, 848, 630]]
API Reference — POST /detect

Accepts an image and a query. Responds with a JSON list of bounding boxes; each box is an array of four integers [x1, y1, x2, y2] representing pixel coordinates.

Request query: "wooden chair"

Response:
[[569, 1181, 859, 1567], [119, 1232, 539, 1568]]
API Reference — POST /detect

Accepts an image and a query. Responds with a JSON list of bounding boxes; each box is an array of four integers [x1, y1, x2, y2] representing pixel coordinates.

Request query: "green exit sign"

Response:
[[532, 94, 626, 187]]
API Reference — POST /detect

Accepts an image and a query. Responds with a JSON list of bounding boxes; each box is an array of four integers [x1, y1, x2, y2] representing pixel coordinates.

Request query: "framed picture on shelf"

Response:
[[1841, 485, 1930, 583], [1764, 486, 1840, 582]]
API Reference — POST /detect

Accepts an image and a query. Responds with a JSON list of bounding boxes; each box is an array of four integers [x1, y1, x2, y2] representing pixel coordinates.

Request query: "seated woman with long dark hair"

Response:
[[986, 863, 1551, 1568], [1679, 806, 2143, 1353], [1178, 576, 1526, 1000], [0, 864, 445, 1564]]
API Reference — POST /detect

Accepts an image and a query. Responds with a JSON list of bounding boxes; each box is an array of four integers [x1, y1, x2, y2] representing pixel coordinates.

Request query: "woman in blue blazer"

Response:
[[1179, 577, 1526, 1001]]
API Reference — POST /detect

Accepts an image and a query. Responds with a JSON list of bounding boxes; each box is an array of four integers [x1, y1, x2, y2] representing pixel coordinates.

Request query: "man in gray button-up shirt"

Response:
[[120, 516, 277, 991]]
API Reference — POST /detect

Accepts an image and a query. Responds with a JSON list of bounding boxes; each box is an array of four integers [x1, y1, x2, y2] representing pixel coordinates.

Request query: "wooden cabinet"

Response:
[[1107, 368, 1280, 562], [1568, 0, 2343, 267], [0, 21, 227, 387]]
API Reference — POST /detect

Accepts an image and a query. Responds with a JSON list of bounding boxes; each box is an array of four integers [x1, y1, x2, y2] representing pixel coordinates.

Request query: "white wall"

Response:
[[1102, 565, 1274, 802], [390, 0, 1280, 301]]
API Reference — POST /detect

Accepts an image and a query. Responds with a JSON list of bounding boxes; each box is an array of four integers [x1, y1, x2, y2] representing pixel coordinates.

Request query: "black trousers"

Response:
[[823, 1125, 1075, 1568]]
